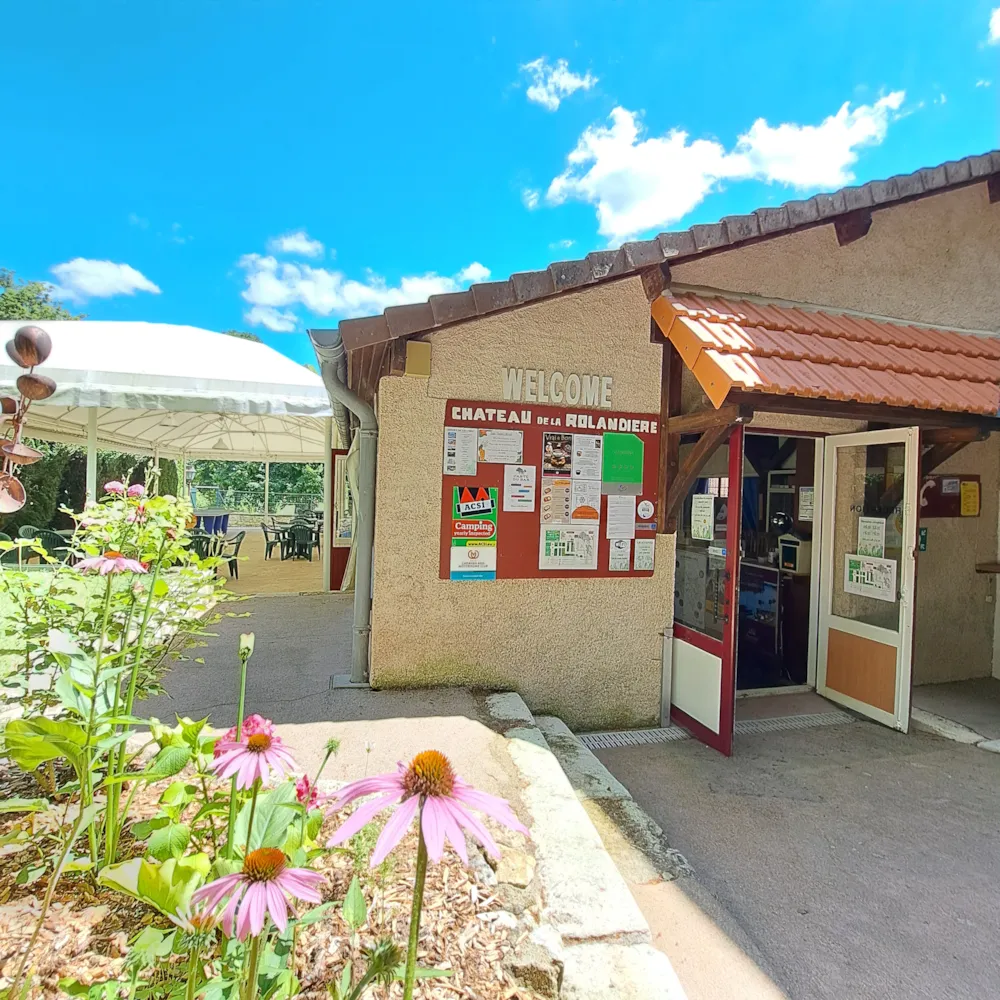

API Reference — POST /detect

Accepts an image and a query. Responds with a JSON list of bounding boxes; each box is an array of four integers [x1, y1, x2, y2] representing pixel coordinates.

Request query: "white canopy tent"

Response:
[[0, 320, 338, 589]]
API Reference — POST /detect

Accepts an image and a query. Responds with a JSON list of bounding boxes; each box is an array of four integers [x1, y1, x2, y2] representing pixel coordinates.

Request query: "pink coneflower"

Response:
[[213, 714, 275, 759], [76, 550, 147, 575], [191, 847, 324, 939], [168, 900, 219, 937], [295, 774, 318, 809], [104, 480, 125, 494], [127, 483, 146, 498], [327, 750, 529, 866], [212, 728, 295, 789]]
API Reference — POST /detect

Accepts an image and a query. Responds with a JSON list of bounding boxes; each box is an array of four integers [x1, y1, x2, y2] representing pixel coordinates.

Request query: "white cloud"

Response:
[[550, 239, 576, 250], [521, 57, 597, 111], [989, 7, 1000, 43], [456, 262, 491, 283], [522, 188, 541, 210], [128, 212, 148, 229], [546, 92, 906, 242], [267, 229, 325, 257], [976, 78, 993, 87], [50, 258, 161, 302], [238, 254, 491, 329]]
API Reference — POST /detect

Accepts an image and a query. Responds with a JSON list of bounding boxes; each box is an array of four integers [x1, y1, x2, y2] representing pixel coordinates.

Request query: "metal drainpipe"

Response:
[[308, 328, 377, 685]]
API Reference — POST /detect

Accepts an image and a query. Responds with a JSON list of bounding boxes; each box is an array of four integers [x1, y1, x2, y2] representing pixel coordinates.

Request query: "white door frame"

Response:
[[816, 426, 919, 730]]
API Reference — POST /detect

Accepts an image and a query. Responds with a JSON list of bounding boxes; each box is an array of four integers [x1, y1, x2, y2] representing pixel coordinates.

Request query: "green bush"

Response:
[[0, 444, 71, 535]]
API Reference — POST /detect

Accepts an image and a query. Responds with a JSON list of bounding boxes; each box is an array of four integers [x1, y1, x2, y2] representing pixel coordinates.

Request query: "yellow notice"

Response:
[[960, 480, 980, 516]]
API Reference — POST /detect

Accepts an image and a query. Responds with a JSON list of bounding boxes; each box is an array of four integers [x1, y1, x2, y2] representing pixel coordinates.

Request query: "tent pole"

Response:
[[86, 409, 98, 501], [322, 419, 333, 593], [264, 460, 270, 517]]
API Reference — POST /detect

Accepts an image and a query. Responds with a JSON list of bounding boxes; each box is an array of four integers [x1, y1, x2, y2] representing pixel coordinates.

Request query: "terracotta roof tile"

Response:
[[651, 293, 1000, 416], [337, 149, 1000, 352]]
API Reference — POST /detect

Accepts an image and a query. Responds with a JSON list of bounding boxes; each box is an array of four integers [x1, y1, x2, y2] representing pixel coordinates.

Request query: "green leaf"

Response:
[[132, 814, 170, 840], [391, 965, 454, 981], [341, 876, 367, 932], [130, 926, 176, 964], [63, 857, 95, 873], [145, 744, 192, 779], [210, 856, 242, 879], [159, 780, 197, 809], [147, 822, 191, 861], [153, 578, 169, 598], [16, 862, 46, 886], [233, 781, 297, 853], [4, 716, 89, 781], [0, 797, 49, 814], [293, 901, 336, 928], [98, 853, 210, 916]]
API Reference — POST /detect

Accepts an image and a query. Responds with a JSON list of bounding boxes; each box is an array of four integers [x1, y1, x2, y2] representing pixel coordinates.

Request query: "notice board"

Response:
[[439, 399, 660, 580], [919, 473, 981, 518]]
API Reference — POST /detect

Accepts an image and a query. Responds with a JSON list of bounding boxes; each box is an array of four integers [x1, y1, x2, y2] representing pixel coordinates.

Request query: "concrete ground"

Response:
[[912, 677, 1000, 741], [597, 720, 1000, 1000], [142, 593, 519, 796]]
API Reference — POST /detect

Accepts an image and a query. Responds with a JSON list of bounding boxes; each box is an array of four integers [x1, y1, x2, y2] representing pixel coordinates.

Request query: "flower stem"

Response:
[[225, 646, 251, 859], [244, 781, 260, 853], [403, 805, 429, 1000], [241, 929, 264, 1000], [185, 943, 202, 1000], [84, 575, 115, 872]]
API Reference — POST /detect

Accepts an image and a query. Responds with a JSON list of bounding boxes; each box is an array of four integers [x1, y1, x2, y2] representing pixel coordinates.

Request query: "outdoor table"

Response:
[[194, 510, 231, 535]]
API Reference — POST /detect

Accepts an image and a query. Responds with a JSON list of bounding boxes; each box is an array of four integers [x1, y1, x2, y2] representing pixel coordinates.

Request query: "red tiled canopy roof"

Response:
[[651, 293, 1000, 416]]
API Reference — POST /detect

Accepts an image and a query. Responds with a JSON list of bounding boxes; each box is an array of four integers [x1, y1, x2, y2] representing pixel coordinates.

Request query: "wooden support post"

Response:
[[665, 403, 751, 436], [658, 335, 682, 533], [664, 421, 733, 532]]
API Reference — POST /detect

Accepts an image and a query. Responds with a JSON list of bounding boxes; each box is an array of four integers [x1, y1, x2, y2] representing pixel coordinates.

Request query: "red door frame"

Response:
[[670, 425, 744, 756]]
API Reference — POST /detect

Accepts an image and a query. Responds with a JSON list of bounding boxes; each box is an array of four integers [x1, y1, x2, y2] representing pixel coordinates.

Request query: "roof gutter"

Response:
[[308, 327, 377, 686]]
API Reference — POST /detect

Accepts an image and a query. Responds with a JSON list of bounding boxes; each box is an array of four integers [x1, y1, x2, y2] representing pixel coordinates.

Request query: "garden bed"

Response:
[[0, 759, 540, 999]]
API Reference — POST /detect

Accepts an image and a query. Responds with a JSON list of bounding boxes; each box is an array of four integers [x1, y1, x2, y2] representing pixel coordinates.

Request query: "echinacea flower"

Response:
[[104, 480, 125, 494], [213, 714, 275, 759], [295, 774, 318, 808], [168, 900, 219, 937], [327, 750, 529, 866], [76, 550, 147, 575], [191, 847, 324, 939], [211, 726, 295, 789], [127, 483, 146, 498]]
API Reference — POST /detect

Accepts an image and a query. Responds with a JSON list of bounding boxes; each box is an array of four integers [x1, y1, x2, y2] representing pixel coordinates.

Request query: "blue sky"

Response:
[[3, 1, 998, 366]]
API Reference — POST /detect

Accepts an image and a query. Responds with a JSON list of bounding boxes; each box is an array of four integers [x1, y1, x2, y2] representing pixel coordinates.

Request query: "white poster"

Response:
[[844, 554, 896, 603], [443, 426, 477, 476], [691, 494, 714, 540], [478, 428, 523, 464], [502, 464, 536, 512], [857, 516, 886, 558], [609, 538, 631, 572], [606, 494, 636, 539], [633, 537, 655, 571], [570, 479, 601, 522], [571, 434, 603, 480], [539, 525, 599, 571], [540, 478, 572, 524], [637, 499, 655, 520], [798, 486, 814, 522]]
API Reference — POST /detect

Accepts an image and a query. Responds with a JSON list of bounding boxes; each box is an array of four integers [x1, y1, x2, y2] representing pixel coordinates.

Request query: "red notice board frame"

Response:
[[438, 399, 660, 580]]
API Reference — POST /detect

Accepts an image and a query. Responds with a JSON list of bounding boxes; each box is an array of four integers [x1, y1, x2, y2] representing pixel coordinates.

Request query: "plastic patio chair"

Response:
[[221, 530, 246, 578], [261, 522, 282, 560], [0, 531, 17, 566], [289, 525, 313, 561], [34, 528, 71, 562]]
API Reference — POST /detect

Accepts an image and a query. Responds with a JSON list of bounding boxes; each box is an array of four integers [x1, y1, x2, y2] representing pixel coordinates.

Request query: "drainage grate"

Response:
[[579, 710, 853, 750]]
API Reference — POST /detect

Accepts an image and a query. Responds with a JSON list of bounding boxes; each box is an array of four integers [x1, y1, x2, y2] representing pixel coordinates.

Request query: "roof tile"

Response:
[[754, 206, 791, 234], [511, 269, 555, 303], [651, 292, 1000, 416], [722, 214, 761, 242], [690, 223, 729, 251]]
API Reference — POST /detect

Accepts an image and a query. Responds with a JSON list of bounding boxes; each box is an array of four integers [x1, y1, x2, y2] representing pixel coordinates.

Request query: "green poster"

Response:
[[450, 485, 498, 581], [601, 432, 644, 496]]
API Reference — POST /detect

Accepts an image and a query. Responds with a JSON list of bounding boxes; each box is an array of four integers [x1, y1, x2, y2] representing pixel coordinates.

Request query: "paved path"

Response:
[[142, 593, 520, 796], [598, 721, 1000, 1000]]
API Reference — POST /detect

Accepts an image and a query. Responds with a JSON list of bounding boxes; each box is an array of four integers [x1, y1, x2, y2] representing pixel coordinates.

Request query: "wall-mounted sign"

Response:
[[450, 486, 498, 581], [797, 486, 814, 522], [502, 367, 614, 409], [919, 474, 981, 518], [844, 553, 896, 603], [857, 517, 886, 558], [691, 495, 714, 541]]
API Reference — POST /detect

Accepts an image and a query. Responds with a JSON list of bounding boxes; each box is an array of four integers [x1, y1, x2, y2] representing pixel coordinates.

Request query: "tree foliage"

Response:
[[222, 329, 263, 343], [0, 268, 82, 320]]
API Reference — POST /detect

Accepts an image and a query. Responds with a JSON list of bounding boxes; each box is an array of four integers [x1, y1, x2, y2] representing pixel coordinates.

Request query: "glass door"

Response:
[[671, 426, 743, 755], [816, 427, 919, 730]]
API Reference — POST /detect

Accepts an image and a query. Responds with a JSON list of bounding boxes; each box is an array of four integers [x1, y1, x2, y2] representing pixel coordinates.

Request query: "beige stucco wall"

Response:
[[912, 436, 1000, 684], [672, 182, 1000, 333], [370, 277, 671, 729]]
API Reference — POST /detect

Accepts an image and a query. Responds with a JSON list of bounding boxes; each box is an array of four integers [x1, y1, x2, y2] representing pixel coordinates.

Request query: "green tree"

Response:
[[0, 268, 82, 320], [222, 329, 263, 343]]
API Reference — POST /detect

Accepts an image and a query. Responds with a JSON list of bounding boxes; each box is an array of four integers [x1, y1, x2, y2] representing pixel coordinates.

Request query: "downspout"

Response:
[[308, 327, 377, 685]]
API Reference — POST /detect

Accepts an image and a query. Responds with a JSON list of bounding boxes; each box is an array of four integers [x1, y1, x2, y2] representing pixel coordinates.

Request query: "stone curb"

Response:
[[485, 693, 687, 1000], [910, 707, 1000, 752]]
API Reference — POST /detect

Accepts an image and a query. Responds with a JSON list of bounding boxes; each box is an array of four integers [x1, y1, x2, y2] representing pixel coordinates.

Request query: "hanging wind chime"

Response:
[[0, 325, 57, 513]]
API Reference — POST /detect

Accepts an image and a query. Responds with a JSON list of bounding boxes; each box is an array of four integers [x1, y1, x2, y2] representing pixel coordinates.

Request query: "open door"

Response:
[[817, 427, 919, 730], [671, 426, 743, 755]]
